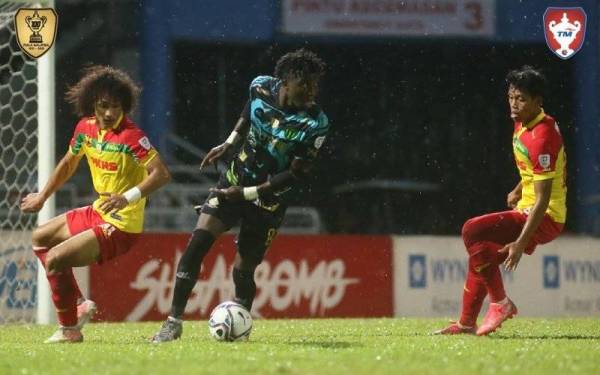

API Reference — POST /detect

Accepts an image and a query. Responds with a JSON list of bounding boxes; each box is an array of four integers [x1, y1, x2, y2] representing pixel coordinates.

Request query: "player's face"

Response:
[[284, 76, 319, 109], [507, 85, 542, 123], [94, 96, 123, 129]]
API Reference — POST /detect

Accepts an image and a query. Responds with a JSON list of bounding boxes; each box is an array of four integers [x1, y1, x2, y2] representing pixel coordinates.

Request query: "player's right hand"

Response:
[[200, 143, 231, 171], [20, 192, 45, 213], [507, 189, 521, 208]]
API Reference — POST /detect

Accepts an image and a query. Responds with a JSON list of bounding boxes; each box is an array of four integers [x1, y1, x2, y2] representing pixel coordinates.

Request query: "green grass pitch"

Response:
[[1, 318, 599, 374]]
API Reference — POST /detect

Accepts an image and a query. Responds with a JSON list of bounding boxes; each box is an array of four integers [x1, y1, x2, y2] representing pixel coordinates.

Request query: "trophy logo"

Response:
[[14, 8, 58, 59], [543, 7, 587, 60]]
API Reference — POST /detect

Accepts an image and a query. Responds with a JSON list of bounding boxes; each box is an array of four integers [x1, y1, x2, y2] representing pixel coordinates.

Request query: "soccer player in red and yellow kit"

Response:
[[435, 66, 566, 336], [20, 66, 171, 343]]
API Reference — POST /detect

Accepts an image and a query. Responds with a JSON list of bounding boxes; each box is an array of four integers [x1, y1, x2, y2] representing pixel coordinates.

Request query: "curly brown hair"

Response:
[[65, 65, 141, 116]]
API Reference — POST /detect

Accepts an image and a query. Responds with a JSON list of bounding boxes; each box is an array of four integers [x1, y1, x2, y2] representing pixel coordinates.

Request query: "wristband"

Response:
[[243, 186, 259, 201], [123, 187, 142, 203], [225, 131, 239, 145]]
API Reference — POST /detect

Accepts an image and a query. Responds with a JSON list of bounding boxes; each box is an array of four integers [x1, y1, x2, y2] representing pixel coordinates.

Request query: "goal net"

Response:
[[0, 2, 48, 324]]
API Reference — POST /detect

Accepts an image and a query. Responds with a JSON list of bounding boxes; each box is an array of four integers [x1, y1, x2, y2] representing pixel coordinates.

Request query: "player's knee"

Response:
[[461, 217, 478, 247], [32, 226, 51, 247]]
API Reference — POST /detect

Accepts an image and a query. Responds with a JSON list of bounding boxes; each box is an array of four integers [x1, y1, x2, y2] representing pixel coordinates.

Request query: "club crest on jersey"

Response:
[[314, 136, 326, 149], [543, 7, 587, 60], [138, 136, 152, 150], [538, 154, 551, 170]]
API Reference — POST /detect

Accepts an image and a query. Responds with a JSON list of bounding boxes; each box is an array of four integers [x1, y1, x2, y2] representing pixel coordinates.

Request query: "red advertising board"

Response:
[[90, 234, 393, 321]]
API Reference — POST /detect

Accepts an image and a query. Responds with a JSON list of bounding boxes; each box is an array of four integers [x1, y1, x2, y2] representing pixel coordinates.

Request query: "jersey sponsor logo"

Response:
[[543, 7, 587, 60], [539, 154, 551, 170], [314, 136, 326, 149], [138, 136, 152, 150], [90, 156, 118, 171]]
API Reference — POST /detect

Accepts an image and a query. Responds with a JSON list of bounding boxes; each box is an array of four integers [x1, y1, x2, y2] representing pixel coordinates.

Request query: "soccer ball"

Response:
[[208, 301, 253, 342]]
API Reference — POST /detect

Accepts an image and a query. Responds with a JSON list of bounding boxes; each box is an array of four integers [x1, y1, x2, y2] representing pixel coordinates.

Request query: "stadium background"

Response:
[[50, 0, 599, 236], [2, 0, 600, 323]]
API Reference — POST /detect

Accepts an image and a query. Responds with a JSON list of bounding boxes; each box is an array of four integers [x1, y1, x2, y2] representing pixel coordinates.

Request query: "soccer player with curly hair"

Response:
[[21, 65, 171, 343], [152, 48, 329, 343], [435, 66, 566, 336]]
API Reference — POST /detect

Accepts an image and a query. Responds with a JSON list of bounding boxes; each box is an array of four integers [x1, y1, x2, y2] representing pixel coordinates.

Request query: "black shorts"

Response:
[[200, 177, 286, 264]]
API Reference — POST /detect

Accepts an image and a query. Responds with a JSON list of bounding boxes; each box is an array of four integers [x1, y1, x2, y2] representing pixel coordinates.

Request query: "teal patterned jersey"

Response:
[[225, 75, 329, 201]]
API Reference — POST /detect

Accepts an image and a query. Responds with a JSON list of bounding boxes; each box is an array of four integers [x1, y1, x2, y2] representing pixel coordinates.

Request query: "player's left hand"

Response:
[[98, 193, 129, 214], [210, 186, 244, 202], [499, 241, 527, 271]]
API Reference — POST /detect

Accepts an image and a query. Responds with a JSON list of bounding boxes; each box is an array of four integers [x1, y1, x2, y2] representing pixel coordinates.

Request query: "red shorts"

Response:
[[66, 206, 140, 264], [462, 210, 563, 255]]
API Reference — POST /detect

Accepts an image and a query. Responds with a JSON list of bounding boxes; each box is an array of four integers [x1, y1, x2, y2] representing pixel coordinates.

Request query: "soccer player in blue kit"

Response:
[[152, 49, 329, 342]]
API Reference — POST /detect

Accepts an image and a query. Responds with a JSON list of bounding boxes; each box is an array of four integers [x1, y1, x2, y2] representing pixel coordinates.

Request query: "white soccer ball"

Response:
[[208, 301, 253, 342]]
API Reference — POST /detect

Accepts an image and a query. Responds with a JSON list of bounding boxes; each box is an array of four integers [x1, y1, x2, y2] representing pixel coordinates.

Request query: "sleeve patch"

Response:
[[138, 136, 152, 151], [538, 154, 551, 171], [314, 136, 326, 149]]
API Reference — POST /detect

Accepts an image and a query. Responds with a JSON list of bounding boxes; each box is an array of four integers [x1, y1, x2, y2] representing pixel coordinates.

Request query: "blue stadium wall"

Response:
[[140, 0, 599, 234]]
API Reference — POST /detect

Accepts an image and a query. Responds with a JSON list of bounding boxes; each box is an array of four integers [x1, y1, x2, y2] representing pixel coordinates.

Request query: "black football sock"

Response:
[[170, 229, 215, 318], [232, 267, 256, 311]]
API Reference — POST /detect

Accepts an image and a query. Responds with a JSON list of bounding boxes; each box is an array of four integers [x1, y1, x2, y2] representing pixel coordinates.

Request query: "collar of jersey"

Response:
[[524, 109, 545, 129]]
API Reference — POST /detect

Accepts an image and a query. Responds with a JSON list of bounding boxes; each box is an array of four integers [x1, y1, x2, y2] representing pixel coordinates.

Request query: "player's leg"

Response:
[[32, 213, 71, 249], [42, 228, 101, 343], [233, 205, 284, 311], [436, 211, 523, 335], [152, 194, 237, 344], [33, 208, 98, 343], [474, 213, 563, 335], [435, 219, 489, 335], [30, 212, 86, 307], [170, 212, 227, 319], [461, 211, 526, 335]]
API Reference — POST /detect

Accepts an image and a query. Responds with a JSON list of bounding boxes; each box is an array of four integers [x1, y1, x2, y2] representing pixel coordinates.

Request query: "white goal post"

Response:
[[0, 0, 55, 324]]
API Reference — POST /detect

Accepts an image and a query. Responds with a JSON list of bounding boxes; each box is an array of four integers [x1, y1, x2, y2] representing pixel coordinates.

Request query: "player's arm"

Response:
[[20, 151, 82, 213], [210, 157, 313, 201], [200, 101, 251, 170], [98, 154, 171, 214], [501, 179, 552, 271], [507, 181, 523, 208]]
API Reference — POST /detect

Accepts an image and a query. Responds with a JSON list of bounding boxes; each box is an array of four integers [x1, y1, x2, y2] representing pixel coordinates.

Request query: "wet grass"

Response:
[[1, 318, 599, 374]]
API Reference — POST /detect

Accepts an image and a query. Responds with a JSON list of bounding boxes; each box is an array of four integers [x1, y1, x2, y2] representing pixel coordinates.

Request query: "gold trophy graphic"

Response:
[[14, 8, 58, 59], [25, 10, 47, 43]]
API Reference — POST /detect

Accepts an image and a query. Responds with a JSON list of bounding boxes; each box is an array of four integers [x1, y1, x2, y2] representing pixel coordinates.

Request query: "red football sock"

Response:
[[484, 263, 506, 303], [459, 267, 487, 327], [32, 246, 49, 264], [33, 247, 81, 327], [47, 270, 79, 327], [473, 244, 507, 303]]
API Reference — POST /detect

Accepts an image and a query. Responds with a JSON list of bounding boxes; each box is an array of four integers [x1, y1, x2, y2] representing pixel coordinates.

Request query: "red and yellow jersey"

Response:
[[69, 116, 157, 233], [513, 110, 567, 223]]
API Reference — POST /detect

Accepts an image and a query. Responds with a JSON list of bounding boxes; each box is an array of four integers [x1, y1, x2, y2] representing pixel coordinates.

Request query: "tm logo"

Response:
[[409, 255, 427, 288], [544, 256, 560, 288]]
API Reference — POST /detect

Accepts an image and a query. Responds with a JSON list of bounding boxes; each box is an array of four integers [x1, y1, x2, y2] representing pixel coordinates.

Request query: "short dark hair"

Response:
[[274, 48, 326, 82], [505, 65, 546, 98], [66, 65, 141, 116]]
